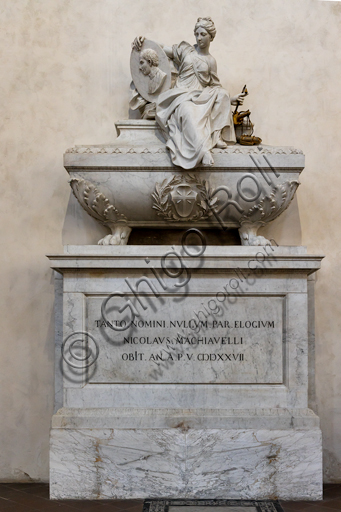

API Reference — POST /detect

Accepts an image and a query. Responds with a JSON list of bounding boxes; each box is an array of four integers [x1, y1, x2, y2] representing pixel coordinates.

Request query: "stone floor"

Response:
[[0, 484, 340, 512]]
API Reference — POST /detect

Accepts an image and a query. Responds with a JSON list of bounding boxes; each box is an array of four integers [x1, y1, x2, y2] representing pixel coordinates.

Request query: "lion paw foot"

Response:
[[240, 233, 270, 246], [98, 225, 132, 246]]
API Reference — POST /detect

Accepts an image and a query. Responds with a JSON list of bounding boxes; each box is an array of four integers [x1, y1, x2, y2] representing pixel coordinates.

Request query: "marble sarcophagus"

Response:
[[65, 120, 303, 246]]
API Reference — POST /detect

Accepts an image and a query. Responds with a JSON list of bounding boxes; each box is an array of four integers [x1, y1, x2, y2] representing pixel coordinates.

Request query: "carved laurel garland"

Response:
[[152, 174, 218, 222], [69, 178, 128, 226], [239, 180, 300, 225]]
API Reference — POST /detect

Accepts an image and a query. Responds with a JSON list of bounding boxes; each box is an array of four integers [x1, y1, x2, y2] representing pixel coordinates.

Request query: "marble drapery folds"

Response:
[[156, 41, 235, 169]]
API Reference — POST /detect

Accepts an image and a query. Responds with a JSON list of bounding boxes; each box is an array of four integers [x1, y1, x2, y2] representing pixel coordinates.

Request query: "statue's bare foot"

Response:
[[202, 151, 214, 166], [215, 139, 228, 149]]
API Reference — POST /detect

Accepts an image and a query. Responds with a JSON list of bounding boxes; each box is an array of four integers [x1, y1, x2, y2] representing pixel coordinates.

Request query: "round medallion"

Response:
[[130, 40, 171, 103]]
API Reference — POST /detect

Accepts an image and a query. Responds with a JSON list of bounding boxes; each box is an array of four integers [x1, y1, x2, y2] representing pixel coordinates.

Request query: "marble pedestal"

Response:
[[48, 246, 323, 500]]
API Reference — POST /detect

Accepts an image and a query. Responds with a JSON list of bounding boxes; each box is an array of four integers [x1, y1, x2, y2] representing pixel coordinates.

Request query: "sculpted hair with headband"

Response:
[[194, 17, 216, 40]]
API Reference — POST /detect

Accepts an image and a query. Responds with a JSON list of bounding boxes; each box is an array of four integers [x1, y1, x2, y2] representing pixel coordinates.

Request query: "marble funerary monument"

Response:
[[48, 17, 323, 500]]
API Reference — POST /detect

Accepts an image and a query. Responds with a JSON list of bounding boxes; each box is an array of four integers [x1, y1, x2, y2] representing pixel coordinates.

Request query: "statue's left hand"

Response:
[[231, 92, 247, 106]]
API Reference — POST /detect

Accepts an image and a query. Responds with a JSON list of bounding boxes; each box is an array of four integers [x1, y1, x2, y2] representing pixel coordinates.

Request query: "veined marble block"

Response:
[[49, 246, 323, 499], [50, 411, 322, 500]]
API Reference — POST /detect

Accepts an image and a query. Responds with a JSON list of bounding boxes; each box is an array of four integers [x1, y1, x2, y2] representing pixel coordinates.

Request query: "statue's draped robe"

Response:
[[156, 41, 235, 169]]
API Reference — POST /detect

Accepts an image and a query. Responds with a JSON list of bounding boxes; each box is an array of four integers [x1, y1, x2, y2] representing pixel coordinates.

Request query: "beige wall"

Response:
[[1, 0, 341, 482]]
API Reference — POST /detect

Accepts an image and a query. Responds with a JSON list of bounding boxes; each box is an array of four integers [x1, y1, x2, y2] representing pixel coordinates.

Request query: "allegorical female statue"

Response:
[[133, 17, 246, 169]]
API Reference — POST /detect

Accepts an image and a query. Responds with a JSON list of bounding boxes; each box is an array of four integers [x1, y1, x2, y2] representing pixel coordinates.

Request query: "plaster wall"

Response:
[[0, 0, 340, 482]]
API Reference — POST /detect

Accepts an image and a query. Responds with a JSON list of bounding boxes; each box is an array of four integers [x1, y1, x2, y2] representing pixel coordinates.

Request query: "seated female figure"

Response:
[[134, 18, 245, 169]]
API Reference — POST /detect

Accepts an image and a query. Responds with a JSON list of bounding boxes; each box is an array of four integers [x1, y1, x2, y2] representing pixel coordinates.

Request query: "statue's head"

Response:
[[194, 17, 216, 41], [139, 49, 159, 76]]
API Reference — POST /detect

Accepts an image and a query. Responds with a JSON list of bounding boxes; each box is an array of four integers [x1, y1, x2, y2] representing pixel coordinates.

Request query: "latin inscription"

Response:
[[85, 296, 284, 384], [95, 319, 275, 329]]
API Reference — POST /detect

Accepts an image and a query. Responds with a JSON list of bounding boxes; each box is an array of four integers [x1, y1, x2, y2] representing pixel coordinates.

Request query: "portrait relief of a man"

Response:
[[139, 48, 166, 94]]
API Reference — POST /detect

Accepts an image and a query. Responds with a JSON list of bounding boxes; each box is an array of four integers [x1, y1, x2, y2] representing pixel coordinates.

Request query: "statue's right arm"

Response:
[[160, 45, 173, 59]]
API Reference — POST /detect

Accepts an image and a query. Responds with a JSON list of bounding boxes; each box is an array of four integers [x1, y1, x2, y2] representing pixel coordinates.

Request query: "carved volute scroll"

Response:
[[70, 178, 131, 245]]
